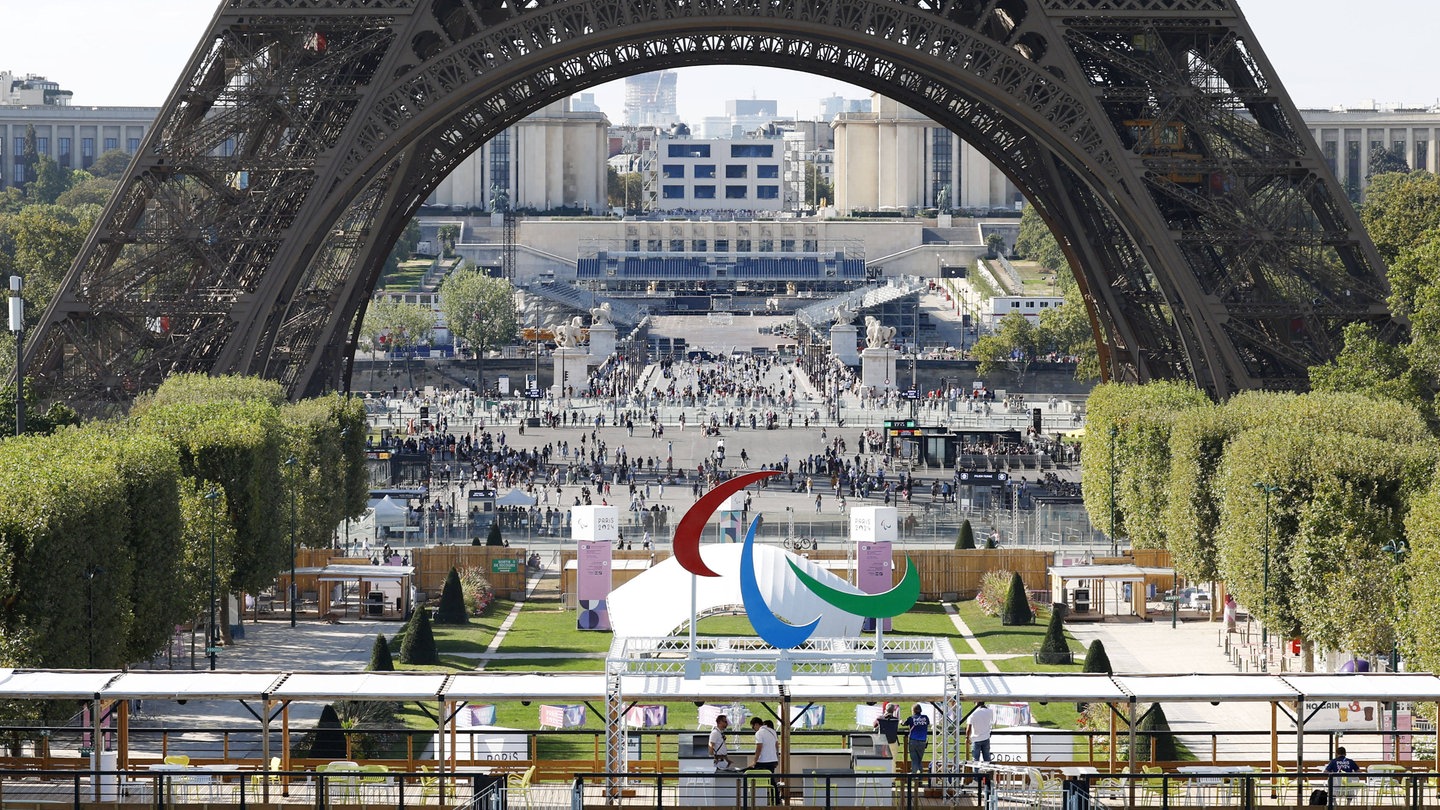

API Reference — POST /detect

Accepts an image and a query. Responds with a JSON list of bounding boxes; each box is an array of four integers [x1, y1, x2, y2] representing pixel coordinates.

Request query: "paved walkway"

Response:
[[945, 603, 1001, 674]]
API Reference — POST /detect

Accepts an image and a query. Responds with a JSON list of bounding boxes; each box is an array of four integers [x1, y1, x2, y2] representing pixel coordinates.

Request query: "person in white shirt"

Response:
[[967, 701, 995, 761], [709, 715, 736, 770], [748, 717, 780, 802]]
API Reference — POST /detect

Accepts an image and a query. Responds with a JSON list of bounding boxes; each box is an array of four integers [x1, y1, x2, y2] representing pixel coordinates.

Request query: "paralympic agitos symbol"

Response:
[[674, 471, 920, 649]]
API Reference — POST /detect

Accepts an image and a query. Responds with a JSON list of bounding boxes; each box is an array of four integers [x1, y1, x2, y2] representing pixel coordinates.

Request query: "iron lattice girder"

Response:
[[26, 0, 1393, 410]]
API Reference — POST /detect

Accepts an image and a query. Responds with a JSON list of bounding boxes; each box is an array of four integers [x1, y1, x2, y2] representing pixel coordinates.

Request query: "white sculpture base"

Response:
[[861, 348, 898, 393], [830, 324, 859, 366], [589, 323, 617, 362], [552, 347, 590, 399]]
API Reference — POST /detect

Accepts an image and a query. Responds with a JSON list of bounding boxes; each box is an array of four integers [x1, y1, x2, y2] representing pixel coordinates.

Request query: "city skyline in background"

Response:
[[0, 0, 1435, 125]]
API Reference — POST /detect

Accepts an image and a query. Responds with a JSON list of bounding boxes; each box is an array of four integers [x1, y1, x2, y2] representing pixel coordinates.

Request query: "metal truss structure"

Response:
[[606, 634, 963, 800], [26, 0, 1394, 409]]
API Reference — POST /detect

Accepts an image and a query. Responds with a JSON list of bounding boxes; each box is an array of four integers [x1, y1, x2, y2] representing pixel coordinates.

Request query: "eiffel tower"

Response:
[[26, 0, 1392, 409]]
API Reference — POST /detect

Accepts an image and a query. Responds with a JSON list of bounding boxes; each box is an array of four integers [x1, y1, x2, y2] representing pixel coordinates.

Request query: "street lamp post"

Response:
[[85, 566, 104, 667], [1253, 482, 1278, 672], [1383, 537, 1408, 752], [204, 488, 222, 671], [285, 456, 299, 628], [9, 275, 23, 436]]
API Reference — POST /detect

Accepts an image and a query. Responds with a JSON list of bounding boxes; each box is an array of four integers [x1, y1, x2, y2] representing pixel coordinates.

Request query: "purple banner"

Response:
[[858, 540, 894, 632], [577, 539, 613, 631]]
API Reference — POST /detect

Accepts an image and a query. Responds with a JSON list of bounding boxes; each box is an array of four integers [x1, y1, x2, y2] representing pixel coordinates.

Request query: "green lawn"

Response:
[[957, 600, 1082, 656], [497, 602, 615, 654]]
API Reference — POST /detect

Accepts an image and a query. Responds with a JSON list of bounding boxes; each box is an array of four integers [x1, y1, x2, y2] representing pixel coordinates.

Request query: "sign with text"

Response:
[[571, 505, 619, 542], [490, 558, 518, 574], [858, 540, 894, 632], [850, 506, 898, 543], [576, 539, 613, 631]]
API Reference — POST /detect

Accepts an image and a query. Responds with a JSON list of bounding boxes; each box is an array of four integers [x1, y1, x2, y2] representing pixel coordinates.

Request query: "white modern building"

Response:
[[426, 97, 609, 213], [0, 72, 154, 188], [987, 295, 1066, 326], [654, 136, 786, 213]]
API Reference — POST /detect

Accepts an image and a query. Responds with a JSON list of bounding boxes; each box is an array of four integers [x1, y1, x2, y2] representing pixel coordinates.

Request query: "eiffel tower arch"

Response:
[[27, 0, 1393, 409]]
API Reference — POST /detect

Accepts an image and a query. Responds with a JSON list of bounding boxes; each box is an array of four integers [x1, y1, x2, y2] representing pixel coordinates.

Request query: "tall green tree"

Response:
[[1367, 144, 1410, 179], [87, 148, 133, 179], [438, 269, 516, 394], [436, 224, 460, 257], [1309, 323, 1429, 416], [362, 297, 436, 389], [1081, 382, 1210, 551], [1014, 204, 1068, 274], [1038, 282, 1101, 381], [804, 161, 833, 209], [28, 156, 73, 205], [971, 311, 1039, 388], [19, 125, 38, 190]]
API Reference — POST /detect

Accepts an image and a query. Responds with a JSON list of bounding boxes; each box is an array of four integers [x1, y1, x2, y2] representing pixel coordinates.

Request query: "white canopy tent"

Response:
[[495, 488, 537, 507], [370, 495, 409, 527]]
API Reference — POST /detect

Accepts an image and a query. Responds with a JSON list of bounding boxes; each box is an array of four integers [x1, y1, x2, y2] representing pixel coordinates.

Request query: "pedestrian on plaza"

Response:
[[815, 493, 822, 513], [1224, 594, 1238, 632], [900, 703, 930, 775]]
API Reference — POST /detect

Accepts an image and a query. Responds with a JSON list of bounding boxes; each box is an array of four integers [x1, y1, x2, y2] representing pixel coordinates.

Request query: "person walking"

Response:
[[900, 703, 930, 775]]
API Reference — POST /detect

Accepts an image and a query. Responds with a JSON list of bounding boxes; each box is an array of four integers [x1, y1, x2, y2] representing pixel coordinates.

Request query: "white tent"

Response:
[[496, 488, 537, 507], [607, 543, 864, 638], [371, 495, 408, 527]]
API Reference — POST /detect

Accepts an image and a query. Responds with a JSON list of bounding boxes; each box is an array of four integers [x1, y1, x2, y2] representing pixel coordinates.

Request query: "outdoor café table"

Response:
[[1176, 765, 1254, 806], [145, 763, 211, 802], [323, 761, 365, 803]]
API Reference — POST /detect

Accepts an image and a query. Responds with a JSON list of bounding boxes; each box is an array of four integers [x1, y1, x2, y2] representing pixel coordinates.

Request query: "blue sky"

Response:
[[2, 0, 1432, 122]]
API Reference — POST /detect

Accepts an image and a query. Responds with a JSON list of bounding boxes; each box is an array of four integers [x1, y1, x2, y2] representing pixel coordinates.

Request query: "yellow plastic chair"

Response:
[[507, 765, 536, 810], [361, 764, 391, 802], [417, 765, 439, 802], [1140, 765, 1168, 804], [248, 756, 283, 795]]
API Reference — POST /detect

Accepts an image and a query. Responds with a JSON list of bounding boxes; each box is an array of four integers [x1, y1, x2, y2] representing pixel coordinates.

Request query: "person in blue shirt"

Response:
[[899, 703, 930, 774]]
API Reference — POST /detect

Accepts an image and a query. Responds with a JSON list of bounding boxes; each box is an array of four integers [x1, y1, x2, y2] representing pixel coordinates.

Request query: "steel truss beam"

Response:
[[26, 0, 1393, 409]]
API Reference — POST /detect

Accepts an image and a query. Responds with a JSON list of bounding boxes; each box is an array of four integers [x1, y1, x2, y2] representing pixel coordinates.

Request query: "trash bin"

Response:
[[93, 750, 118, 801], [1062, 777, 1091, 810], [466, 773, 508, 810]]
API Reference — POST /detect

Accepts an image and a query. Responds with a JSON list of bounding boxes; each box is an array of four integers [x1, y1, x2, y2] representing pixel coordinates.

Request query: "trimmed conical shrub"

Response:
[[955, 519, 976, 550], [1082, 639, 1113, 674], [1135, 703, 1178, 762], [1036, 605, 1071, 664], [1001, 572, 1033, 625], [434, 567, 470, 624], [486, 522, 504, 546], [399, 607, 439, 665], [369, 633, 395, 672], [309, 704, 348, 759]]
